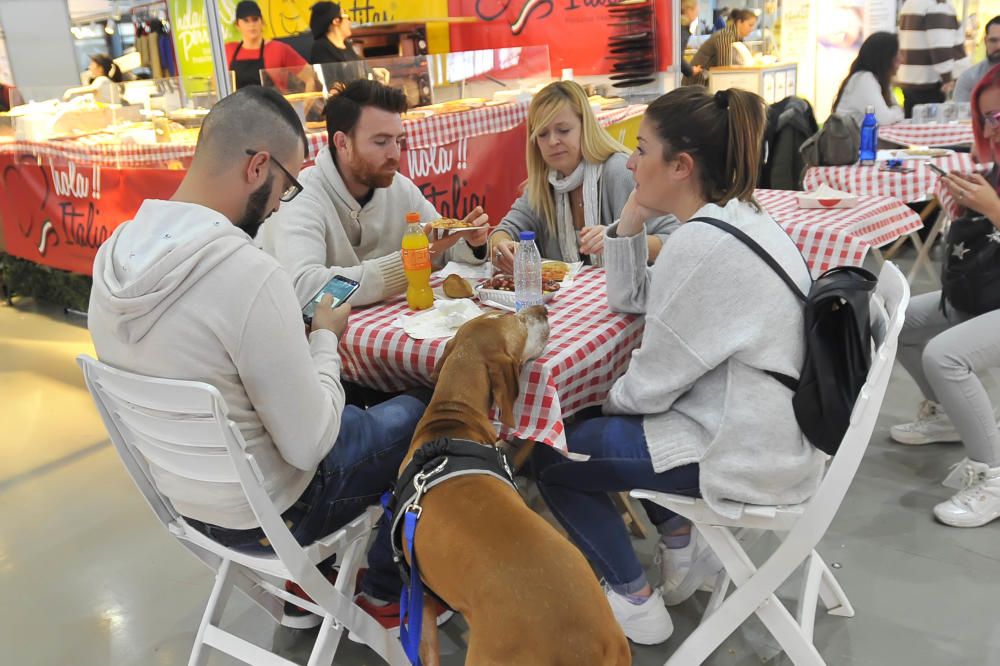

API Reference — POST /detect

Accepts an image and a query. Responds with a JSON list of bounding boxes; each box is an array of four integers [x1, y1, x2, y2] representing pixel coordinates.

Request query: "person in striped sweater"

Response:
[[897, 0, 970, 117]]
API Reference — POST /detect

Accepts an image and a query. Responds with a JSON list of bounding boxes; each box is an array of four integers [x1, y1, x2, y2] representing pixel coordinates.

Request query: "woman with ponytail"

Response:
[[63, 53, 124, 104], [533, 86, 826, 645]]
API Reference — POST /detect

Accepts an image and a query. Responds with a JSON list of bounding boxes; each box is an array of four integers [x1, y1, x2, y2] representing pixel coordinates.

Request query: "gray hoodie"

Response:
[[89, 200, 346, 529]]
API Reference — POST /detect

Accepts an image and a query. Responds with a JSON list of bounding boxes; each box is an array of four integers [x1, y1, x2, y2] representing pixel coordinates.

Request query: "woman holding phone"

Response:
[[890, 64, 1000, 529]]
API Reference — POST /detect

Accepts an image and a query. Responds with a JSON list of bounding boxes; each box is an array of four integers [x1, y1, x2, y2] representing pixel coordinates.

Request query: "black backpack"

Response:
[[693, 218, 878, 456]]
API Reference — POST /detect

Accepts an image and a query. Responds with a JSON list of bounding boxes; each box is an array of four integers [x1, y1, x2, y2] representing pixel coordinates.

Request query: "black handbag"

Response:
[[941, 213, 1000, 316]]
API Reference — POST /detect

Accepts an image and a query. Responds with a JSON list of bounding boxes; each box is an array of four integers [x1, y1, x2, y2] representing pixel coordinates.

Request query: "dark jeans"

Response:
[[532, 414, 700, 587], [188, 395, 425, 601], [902, 85, 945, 119]]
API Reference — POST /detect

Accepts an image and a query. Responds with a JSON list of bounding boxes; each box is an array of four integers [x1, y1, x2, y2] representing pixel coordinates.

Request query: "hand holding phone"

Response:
[[311, 295, 351, 338], [926, 162, 948, 177], [303, 275, 360, 326]]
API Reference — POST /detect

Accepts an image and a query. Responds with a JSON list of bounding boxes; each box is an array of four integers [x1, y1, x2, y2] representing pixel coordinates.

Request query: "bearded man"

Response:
[[257, 79, 489, 306]]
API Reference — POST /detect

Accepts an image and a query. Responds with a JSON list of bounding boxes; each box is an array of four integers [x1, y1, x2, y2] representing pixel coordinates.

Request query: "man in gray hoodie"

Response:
[[87, 86, 435, 631]]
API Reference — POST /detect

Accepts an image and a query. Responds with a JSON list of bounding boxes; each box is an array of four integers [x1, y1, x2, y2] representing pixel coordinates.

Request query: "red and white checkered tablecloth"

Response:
[[802, 152, 978, 203], [878, 122, 974, 148], [3, 103, 648, 168], [757, 189, 923, 276], [0, 137, 197, 168], [339, 268, 644, 451]]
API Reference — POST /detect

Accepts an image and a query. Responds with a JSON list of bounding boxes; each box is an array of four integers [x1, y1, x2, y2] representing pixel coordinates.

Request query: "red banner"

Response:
[[448, 0, 672, 76], [0, 126, 528, 276], [0, 154, 185, 275], [399, 124, 527, 224]]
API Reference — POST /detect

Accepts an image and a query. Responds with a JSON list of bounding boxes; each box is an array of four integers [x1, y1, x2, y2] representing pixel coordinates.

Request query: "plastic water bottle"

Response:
[[513, 231, 543, 312], [859, 105, 878, 166]]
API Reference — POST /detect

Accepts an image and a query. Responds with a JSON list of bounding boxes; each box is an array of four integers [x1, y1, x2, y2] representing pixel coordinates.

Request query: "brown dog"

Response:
[[399, 306, 631, 666]]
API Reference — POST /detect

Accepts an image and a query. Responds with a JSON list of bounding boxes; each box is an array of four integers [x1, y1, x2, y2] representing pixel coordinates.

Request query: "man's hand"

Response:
[[310, 294, 351, 338], [426, 206, 490, 256], [942, 80, 956, 95], [578, 225, 607, 256]]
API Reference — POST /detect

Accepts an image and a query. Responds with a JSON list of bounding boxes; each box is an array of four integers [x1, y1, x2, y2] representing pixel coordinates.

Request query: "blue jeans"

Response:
[[189, 395, 424, 601], [532, 415, 700, 587]]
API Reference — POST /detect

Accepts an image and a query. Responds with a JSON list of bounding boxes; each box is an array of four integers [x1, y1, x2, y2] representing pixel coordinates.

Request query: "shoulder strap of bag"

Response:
[[689, 216, 804, 392], [689, 216, 808, 301]]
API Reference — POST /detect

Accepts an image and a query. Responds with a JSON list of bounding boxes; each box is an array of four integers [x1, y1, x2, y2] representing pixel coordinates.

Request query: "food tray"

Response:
[[475, 286, 556, 309]]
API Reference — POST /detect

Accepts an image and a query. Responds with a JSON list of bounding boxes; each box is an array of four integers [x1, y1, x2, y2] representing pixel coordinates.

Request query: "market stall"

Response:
[[0, 83, 646, 276]]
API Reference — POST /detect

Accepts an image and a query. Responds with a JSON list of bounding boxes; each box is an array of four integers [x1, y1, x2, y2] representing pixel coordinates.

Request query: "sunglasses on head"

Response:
[[245, 149, 303, 202]]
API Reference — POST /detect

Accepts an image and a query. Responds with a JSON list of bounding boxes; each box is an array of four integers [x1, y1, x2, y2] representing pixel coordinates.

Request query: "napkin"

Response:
[[395, 299, 483, 340], [796, 185, 859, 209]]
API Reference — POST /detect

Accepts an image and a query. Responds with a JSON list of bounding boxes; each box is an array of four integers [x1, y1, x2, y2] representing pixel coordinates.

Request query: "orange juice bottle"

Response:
[[401, 211, 434, 310]]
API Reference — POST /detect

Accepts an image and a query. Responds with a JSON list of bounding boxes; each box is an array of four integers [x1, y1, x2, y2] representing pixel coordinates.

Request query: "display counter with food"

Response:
[[1, 51, 645, 277], [708, 61, 797, 105]]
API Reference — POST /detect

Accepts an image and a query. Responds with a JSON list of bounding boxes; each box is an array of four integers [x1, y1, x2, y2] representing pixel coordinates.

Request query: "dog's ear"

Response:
[[430, 336, 458, 385], [487, 353, 522, 428]]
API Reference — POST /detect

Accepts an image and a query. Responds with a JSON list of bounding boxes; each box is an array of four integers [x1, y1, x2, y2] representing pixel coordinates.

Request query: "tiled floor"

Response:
[[2, 253, 999, 665]]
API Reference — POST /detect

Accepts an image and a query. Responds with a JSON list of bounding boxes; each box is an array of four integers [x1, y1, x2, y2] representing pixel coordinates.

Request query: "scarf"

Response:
[[549, 161, 603, 266]]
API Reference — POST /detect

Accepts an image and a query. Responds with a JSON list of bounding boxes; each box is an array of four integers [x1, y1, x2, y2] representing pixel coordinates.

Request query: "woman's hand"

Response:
[[617, 191, 659, 238], [943, 172, 1000, 219], [490, 237, 518, 273], [578, 225, 607, 256]]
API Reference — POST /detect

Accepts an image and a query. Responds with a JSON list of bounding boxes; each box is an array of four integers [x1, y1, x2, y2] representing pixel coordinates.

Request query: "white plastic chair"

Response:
[[633, 262, 910, 666], [77, 355, 408, 666]]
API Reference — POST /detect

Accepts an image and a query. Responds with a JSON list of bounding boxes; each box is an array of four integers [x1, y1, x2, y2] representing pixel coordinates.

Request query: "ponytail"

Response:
[[645, 85, 766, 209]]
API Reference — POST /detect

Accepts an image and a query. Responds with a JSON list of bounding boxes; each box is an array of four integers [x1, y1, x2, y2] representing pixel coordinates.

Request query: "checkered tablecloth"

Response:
[[802, 152, 978, 203], [0, 137, 196, 168], [878, 122, 974, 148], [339, 268, 644, 451], [2, 103, 648, 167], [757, 189, 923, 276]]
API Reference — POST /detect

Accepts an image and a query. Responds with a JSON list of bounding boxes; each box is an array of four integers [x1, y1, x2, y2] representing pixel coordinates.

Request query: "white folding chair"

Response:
[[77, 355, 408, 666], [633, 262, 910, 666]]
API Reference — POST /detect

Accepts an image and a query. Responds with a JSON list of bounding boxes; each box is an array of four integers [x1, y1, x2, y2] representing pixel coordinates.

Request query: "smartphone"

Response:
[[303, 275, 360, 325], [926, 162, 948, 177]]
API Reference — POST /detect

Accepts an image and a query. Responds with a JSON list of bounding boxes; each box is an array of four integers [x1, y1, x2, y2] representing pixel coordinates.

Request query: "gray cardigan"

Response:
[[491, 153, 677, 261], [603, 199, 826, 518]]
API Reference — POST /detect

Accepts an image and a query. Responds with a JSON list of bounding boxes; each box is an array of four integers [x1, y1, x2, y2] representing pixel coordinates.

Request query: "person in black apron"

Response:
[[228, 1, 269, 90]]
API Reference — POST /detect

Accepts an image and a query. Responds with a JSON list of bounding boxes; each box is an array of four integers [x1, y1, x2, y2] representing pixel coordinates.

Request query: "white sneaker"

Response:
[[890, 400, 961, 445], [604, 585, 673, 645], [934, 460, 1000, 528], [656, 531, 724, 607]]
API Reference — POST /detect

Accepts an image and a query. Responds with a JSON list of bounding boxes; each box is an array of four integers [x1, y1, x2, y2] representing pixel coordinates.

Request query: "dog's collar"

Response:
[[386, 438, 519, 590]]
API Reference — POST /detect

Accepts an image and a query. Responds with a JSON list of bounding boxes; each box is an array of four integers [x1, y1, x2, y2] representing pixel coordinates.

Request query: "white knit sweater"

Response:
[[257, 146, 484, 307], [603, 199, 827, 517]]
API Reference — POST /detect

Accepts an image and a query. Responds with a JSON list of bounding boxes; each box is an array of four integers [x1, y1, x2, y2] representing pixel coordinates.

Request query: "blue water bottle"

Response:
[[859, 105, 878, 166]]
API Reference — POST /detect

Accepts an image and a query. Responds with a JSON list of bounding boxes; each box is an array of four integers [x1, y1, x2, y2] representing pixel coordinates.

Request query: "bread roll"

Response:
[[443, 274, 475, 299]]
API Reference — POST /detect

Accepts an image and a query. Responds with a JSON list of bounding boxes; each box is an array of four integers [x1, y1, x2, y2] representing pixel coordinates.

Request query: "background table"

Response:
[[878, 123, 974, 149], [339, 269, 644, 451], [802, 152, 977, 203], [757, 189, 923, 276]]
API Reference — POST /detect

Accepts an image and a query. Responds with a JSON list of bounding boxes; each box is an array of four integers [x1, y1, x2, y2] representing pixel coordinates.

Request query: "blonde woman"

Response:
[[490, 81, 676, 271]]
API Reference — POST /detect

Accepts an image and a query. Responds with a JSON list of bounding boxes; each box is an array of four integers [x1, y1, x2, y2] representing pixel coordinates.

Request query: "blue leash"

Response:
[[399, 510, 424, 666]]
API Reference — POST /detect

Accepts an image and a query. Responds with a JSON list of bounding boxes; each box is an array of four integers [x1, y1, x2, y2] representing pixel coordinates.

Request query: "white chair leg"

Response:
[[702, 570, 730, 620], [796, 552, 824, 642], [189, 557, 237, 666], [306, 615, 344, 666], [816, 555, 855, 618]]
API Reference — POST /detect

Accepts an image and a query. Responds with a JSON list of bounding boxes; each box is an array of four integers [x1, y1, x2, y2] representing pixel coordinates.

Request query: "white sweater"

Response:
[[834, 71, 905, 126], [603, 199, 826, 517], [257, 146, 484, 307], [89, 200, 346, 529]]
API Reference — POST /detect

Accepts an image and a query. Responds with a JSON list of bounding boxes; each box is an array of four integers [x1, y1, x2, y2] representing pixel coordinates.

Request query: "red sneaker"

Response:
[[280, 568, 366, 630], [348, 594, 454, 641]]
